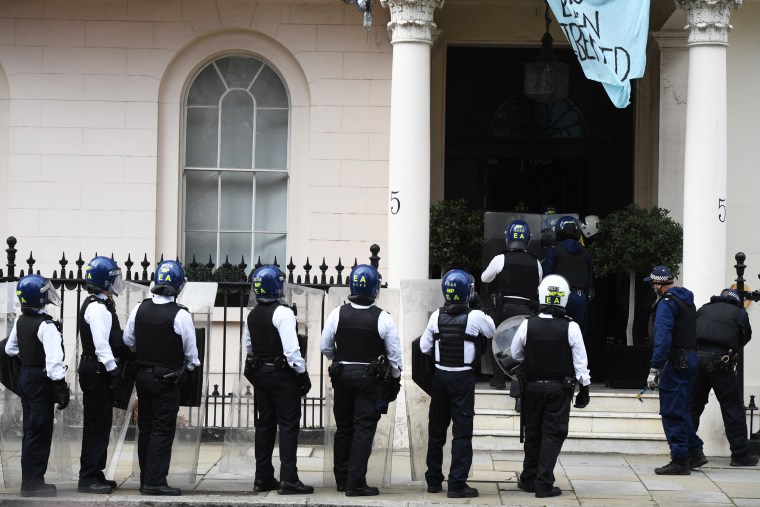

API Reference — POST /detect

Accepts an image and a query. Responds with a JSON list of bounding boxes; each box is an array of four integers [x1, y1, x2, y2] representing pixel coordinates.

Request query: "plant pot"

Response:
[[605, 343, 652, 389]]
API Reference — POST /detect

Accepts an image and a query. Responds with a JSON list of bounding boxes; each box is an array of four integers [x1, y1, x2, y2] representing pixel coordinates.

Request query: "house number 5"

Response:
[[390, 191, 400, 215], [718, 198, 726, 223]]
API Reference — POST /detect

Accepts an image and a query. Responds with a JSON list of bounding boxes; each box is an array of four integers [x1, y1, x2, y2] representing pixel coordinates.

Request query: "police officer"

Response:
[[542, 216, 594, 337], [320, 264, 402, 497], [481, 220, 541, 399], [4, 275, 70, 497], [645, 265, 702, 475], [421, 269, 495, 499], [245, 265, 314, 495], [123, 260, 200, 496], [77, 256, 125, 494], [511, 274, 590, 498], [691, 289, 757, 467]]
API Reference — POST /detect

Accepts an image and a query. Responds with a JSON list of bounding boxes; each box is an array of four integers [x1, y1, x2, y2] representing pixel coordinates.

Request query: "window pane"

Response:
[[250, 65, 288, 107], [186, 108, 219, 167], [187, 64, 226, 106], [255, 172, 287, 231], [185, 171, 218, 230], [255, 109, 287, 169], [220, 90, 253, 168], [185, 231, 217, 266], [254, 233, 285, 266], [221, 172, 253, 230], [215, 56, 262, 89], [220, 232, 253, 266]]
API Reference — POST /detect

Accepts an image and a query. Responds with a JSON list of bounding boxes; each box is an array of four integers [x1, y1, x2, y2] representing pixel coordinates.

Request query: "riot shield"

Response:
[[323, 286, 398, 488], [411, 336, 434, 396], [127, 282, 216, 486], [491, 315, 527, 380], [219, 285, 325, 478], [0, 282, 22, 487]]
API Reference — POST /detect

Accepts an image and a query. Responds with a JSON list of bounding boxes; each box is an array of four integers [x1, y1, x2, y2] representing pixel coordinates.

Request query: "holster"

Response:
[[708, 352, 734, 374], [669, 349, 689, 370], [153, 365, 184, 384], [328, 361, 342, 379]]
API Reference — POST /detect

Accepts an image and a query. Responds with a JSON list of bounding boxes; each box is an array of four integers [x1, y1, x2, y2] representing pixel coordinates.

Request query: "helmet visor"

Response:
[[42, 281, 61, 306], [109, 269, 124, 296]]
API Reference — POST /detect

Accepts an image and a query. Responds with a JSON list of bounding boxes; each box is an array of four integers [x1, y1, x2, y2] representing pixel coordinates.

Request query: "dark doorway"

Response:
[[444, 46, 635, 216]]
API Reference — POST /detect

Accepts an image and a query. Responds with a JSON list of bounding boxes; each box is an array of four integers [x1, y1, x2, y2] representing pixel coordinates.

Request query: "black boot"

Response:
[[655, 457, 691, 475], [689, 447, 708, 469]]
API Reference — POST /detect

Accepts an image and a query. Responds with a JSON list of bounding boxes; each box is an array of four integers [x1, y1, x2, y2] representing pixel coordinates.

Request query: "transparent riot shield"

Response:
[[220, 285, 326, 478], [323, 286, 398, 488], [491, 315, 528, 380], [128, 282, 217, 486]]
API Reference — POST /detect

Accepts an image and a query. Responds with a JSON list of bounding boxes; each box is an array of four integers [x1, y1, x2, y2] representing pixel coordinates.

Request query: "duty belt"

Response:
[[500, 296, 531, 306], [526, 378, 563, 384]]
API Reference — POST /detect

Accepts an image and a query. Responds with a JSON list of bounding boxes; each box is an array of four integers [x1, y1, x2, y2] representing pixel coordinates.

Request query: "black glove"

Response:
[[108, 366, 122, 392], [298, 371, 312, 397], [53, 379, 70, 410], [385, 376, 401, 402], [574, 384, 590, 408], [469, 293, 483, 310]]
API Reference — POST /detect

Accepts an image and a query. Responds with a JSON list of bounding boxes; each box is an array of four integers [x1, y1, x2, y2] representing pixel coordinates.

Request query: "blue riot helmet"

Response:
[[555, 215, 580, 241], [442, 269, 474, 305], [250, 265, 286, 303], [348, 264, 381, 305], [84, 256, 124, 296], [720, 288, 742, 307], [505, 220, 531, 251], [151, 260, 186, 297], [16, 274, 61, 308]]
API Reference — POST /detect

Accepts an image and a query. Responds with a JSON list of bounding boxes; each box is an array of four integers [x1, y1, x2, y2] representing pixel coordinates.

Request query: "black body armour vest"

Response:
[[334, 304, 385, 363], [495, 251, 540, 300], [433, 306, 479, 368], [696, 300, 743, 351], [134, 299, 185, 369], [17, 313, 63, 368], [248, 302, 289, 361], [554, 244, 589, 289], [79, 295, 124, 358], [523, 314, 574, 380], [649, 292, 697, 349]]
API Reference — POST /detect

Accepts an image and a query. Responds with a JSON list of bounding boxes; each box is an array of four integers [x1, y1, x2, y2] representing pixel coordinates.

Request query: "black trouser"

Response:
[[252, 365, 302, 484], [135, 369, 181, 487], [491, 302, 533, 395], [18, 366, 55, 490], [78, 358, 115, 486], [425, 368, 475, 491], [331, 364, 381, 490], [521, 380, 572, 493], [691, 352, 749, 457]]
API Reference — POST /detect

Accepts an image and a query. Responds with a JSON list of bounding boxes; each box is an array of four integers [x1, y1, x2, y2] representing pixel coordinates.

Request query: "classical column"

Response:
[[675, 0, 741, 306], [380, 0, 445, 287]]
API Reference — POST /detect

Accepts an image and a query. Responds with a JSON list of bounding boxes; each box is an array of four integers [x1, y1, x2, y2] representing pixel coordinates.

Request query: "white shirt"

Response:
[[480, 253, 544, 291], [5, 309, 67, 381], [244, 303, 306, 374], [420, 307, 496, 372], [84, 293, 118, 372], [510, 312, 591, 386], [122, 294, 200, 370], [321, 302, 403, 378]]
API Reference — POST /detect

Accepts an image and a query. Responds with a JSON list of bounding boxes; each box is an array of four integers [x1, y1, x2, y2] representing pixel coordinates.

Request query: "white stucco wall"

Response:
[[0, 0, 393, 277]]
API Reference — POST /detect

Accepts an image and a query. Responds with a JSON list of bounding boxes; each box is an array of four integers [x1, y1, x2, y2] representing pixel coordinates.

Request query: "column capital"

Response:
[[379, 0, 445, 43], [674, 0, 742, 46]]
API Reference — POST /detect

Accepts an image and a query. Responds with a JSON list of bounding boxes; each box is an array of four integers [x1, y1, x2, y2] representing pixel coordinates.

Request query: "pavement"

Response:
[[1, 443, 759, 506]]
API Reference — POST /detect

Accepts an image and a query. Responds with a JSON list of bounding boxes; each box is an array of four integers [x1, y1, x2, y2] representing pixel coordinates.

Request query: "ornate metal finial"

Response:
[[674, 0, 742, 45], [370, 244, 381, 268], [6, 236, 17, 280]]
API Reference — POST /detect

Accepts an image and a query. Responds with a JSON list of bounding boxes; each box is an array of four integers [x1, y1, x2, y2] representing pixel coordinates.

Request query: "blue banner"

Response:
[[547, 0, 650, 108]]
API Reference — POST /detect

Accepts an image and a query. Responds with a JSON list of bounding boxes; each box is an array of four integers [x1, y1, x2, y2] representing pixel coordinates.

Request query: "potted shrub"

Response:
[[590, 204, 683, 387], [429, 199, 484, 279]]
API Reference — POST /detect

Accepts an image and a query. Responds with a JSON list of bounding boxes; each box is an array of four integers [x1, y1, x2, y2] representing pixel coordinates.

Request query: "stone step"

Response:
[[474, 388, 661, 413], [473, 408, 664, 434], [472, 428, 668, 454]]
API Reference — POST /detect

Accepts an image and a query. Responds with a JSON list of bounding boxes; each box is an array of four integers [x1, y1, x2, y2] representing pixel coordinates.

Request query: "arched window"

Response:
[[182, 55, 289, 267]]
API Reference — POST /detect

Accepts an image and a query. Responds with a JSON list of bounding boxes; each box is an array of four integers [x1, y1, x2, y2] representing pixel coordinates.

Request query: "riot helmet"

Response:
[[85, 256, 124, 296], [16, 274, 61, 308], [554, 215, 580, 241], [580, 215, 600, 239], [348, 264, 381, 305], [538, 274, 570, 308], [720, 288, 742, 307], [442, 269, 474, 305], [250, 264, 286, 303], [151, 260, 186, 297], [505, 220, 531, 251]]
